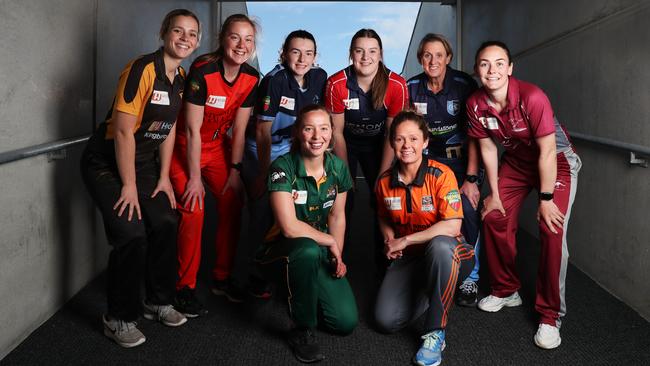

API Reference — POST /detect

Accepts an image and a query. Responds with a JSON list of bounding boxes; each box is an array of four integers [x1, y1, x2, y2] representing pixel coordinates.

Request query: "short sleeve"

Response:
[[333, 157, 353, 193], [241, 81, 258, 108], [183, 66, 207, 106], [523, 88, 556, 138], [267, 157, 293, 193], [385, 75, 408, 117], [374, 178, 390, 220], [256, 75, 281, 121], [325, 77, 346, 114], [434, 169, 464, 220], [466, 98, 489, 139], [113, 61, 154, 116]]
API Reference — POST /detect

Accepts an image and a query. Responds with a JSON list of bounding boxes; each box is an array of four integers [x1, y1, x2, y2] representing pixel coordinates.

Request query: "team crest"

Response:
[[421, 195, 434, 212], [445, 190, 461, 212], [447, 100, 460, 116], [263, 96, 271, 111], [326, 185, 336, 198], [190, 81, 200, 93]]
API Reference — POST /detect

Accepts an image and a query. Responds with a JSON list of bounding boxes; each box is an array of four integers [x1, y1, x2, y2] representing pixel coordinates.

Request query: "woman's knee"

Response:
[[425, 236, 456, 258], [290, 238, 321, 263], [330, 305, 358, 335], [374, 307, 404, 334]]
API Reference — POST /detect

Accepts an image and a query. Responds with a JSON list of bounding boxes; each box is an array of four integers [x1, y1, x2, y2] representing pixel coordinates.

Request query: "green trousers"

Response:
[[256, 237, 358, 334]]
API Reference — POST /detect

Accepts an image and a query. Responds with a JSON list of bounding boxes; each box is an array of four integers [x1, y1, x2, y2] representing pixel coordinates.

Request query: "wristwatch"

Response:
[[466, 175, 479, 184], [539, 192, 554, 201], [231, 162, 243, 172]]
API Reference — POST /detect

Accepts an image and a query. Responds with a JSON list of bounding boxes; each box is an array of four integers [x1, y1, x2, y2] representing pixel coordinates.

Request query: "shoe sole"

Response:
[[287, 339, 326, 363], [412, 341, 445, 366], [103, 328, 146, 348], [456, 298, 478, 307], [478, 297, 522, 312], [211, 288, 244, 303], [143, 312, 188, 327], [534, 335, 561, 349]]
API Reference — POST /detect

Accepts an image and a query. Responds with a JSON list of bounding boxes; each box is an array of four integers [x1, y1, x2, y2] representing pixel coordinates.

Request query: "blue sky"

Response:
[[247, 2, 420, 76]]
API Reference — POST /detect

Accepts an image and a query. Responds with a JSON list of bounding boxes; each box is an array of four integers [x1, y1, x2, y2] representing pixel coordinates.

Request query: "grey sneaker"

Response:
[[102, 314, 146, 348], [142, 301, 187, 327]]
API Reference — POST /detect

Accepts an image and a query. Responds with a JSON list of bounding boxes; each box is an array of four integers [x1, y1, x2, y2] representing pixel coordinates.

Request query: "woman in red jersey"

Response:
[[170, 14, 260, 316], [467, 41, 581, 350]]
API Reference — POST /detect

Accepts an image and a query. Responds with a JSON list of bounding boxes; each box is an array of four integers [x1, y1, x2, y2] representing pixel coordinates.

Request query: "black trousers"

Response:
[[81, 149, 178, 321]]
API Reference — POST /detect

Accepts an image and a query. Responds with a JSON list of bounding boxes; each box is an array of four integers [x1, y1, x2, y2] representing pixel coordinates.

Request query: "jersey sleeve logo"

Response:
[[291, 190, 308, 204], [189, 81, 200, 93], [447, 100, 460, 116], [421, 195, 434, 212], [343, 98, 360, 110], [270, 169, 287, 183], [384, 197, 402, 211], [445, 190, 461, 211], [263, 96, 271, 111], [414, 102, 427, 115], [206, 95, 227, 109], [323, 200, 334, 209], [151, 90, 170, 105], [279, 96, 296, 111], [479, 116, 499, 130]]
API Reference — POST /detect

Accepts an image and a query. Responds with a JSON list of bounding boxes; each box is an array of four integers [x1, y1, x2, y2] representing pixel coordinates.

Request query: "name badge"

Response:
[[279, 96, 296, 111], [206, 95, 227, 109], [480, 117, 499, 130], [343, 98, 360, 110], [151, 90, 170, 105], [384, 197, 402, 211], [414, 102, 427, 115]]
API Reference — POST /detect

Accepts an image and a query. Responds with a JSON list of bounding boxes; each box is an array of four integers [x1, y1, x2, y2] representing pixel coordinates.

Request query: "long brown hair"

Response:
[[159, 9, 202, 44], [349, 29, 389, 110], [196, 13, 258, 64]]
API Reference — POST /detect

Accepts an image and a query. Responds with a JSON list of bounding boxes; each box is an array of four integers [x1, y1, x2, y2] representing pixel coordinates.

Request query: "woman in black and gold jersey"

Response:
[[80, 9, 200, 348]]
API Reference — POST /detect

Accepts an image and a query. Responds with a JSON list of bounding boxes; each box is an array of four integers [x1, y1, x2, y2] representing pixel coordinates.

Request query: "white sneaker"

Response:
[[534, 323, 561, 349], [477, 292, 522, 312]]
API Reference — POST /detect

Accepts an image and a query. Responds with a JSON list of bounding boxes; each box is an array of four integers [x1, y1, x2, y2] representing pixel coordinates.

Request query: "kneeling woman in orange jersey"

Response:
[[256, 105, 358, 363], [81, 9, 200, 347], [170, 14, 260, 315], [374, 111, 475, 366]]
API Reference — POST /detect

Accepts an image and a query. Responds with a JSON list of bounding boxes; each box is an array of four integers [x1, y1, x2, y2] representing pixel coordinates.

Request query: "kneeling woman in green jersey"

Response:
[[256, 104, 358, 363]]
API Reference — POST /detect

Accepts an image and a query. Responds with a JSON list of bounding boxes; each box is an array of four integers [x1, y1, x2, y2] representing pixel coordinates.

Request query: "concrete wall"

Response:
[[0, 0, 252, 359], [457, 0, 650, 320]]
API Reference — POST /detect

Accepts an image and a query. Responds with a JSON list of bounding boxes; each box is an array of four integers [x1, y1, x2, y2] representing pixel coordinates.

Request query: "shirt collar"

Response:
[[284, 65, 312, 91], [390, 157, 428, 188], [291, 151, 334, 179], [344, 66, 364, 94], [153, 48, 167, 82], [476, 75, 520, 113]]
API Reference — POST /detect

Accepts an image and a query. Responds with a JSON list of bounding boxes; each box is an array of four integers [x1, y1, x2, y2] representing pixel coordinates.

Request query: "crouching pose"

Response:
[[255, 105, 358, 363], [374, 111, 475, 366]]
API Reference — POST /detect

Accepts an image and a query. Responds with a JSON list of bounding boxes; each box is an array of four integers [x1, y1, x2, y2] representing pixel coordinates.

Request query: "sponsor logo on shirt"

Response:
[[447, 100, 460, 116], [421, 195, 434, 212], [309, 206, 319, 212], [479, 117, 499, 130], [384, 197, 402, 211], [144, 121, 174, 140], [280, 96, 295, 111], [414, 102, 427, 115], [445, 190, 461, 212], [508, 117, 528, 132], [270, 170, 287, 183], [151, 90, 170, 105], [292, 190, 308, 204], [428, 124, 457, 136], [343, 98, 360, 110], [323, 200, 334, 209], [206, 95, 227, 109]]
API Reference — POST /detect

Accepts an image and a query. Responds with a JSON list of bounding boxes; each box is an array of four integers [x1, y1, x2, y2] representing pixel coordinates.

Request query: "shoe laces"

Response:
[[116, 319, 137, 333], [459, 281, 477, 293], [295, 329, 316, 345], [421, 330, 443, 351], [153, 304, 173, 319]]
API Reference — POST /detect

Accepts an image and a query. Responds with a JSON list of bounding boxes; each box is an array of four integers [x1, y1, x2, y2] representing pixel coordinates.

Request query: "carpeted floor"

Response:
[[2, 181, 649, 365]]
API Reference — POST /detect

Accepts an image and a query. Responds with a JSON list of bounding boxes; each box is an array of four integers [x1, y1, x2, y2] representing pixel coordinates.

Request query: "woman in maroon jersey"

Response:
[[466, 41, 581, 350]]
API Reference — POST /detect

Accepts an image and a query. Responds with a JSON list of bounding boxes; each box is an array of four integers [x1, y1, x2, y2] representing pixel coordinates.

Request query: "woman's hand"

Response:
[[328, 243, 347, 278], [182, 176, 205, 212], [537, 200, 564, 234], [221, 169, 244, 200], [460, 180, 480, 210], [481, 194, 506, 220], [385, 237, 407, 259], [152, 177, 176, 209], [113, 184, 141, 221]]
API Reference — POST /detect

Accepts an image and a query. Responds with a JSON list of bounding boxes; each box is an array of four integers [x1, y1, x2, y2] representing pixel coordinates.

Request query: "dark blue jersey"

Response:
[[407, 68, 477, 167], [248, 64, 327, 160]]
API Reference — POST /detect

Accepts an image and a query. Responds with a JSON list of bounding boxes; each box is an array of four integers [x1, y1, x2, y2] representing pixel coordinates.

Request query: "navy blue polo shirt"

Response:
[[326, 66, 407, 145], [407, 67, 477, 168], [248, 64, 327, 161]]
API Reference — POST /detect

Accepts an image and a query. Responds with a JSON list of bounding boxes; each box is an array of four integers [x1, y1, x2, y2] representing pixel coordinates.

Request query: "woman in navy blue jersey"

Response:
[[325, 29, 408, 274], [406, 33, 482, 307]]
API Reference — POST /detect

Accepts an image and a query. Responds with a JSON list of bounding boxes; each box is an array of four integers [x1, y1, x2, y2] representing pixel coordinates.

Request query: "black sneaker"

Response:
[[211, 278, 244, 303], [246, 275, 272, 300], [174, 287, 205, 318], [456, 280, 478, 307], [287, 328, 325, 363]]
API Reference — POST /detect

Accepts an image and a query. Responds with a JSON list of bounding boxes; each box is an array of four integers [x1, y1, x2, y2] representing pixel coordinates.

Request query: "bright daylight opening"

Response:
[[247, 2, 421, 76]]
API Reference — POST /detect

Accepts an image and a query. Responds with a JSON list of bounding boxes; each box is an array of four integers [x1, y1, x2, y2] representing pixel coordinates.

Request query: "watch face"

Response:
[[467, 175, 478, 183]]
